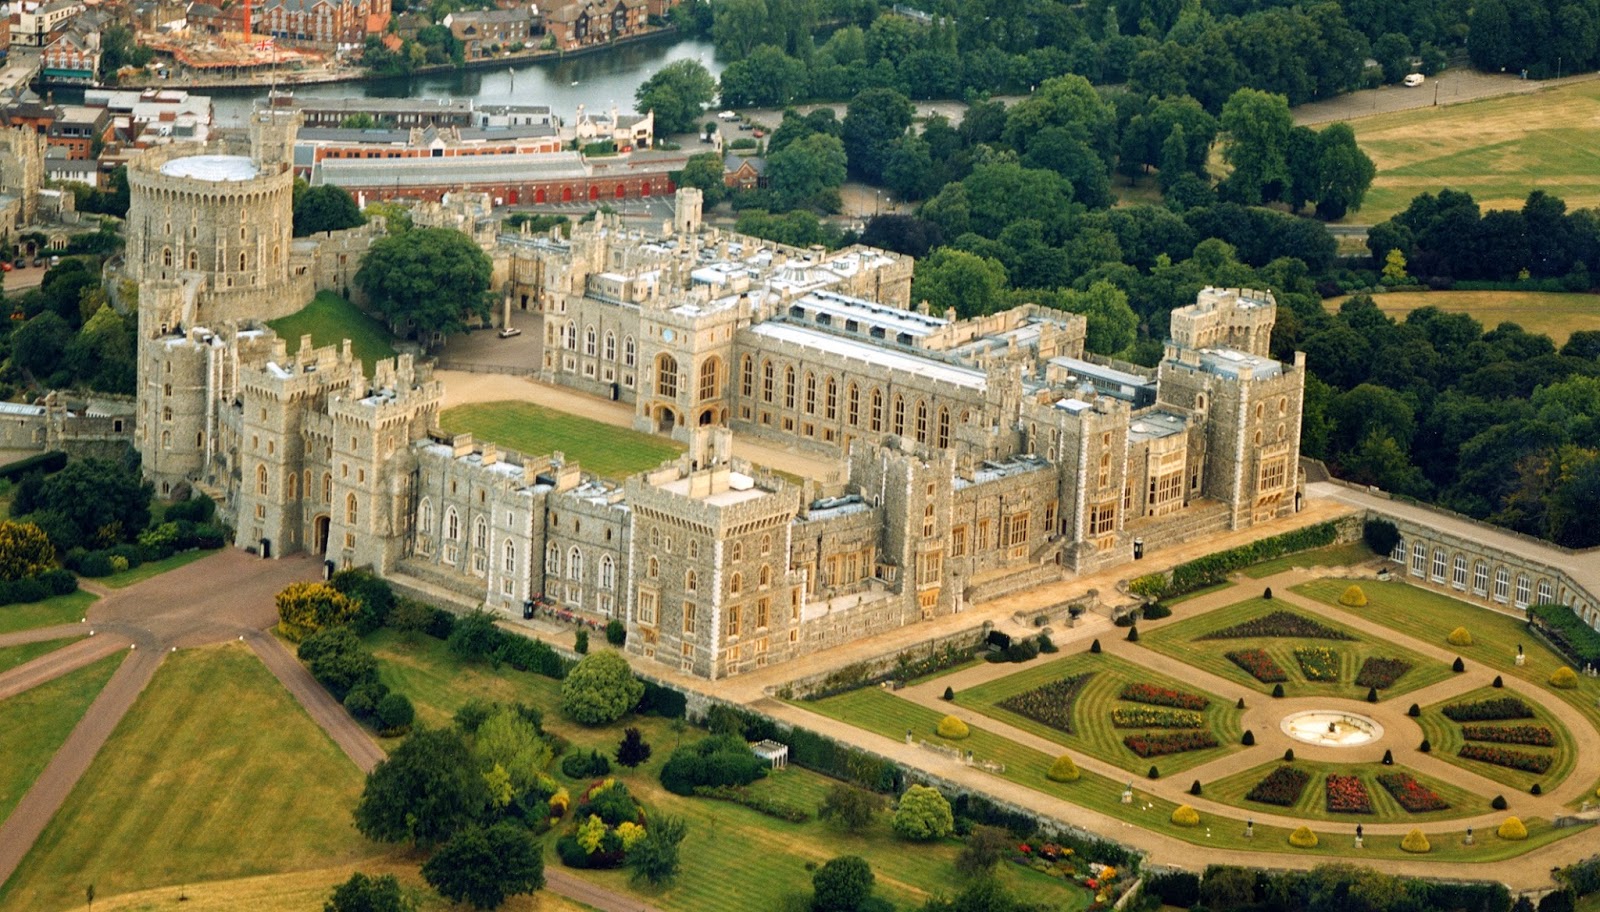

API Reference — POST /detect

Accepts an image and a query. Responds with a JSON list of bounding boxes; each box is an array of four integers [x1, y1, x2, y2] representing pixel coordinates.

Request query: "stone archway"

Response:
[[657, 406, 677, 434], [313, 515, 330, 555]]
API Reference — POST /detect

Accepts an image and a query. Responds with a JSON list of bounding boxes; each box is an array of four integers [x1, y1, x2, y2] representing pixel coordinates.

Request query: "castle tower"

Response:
[[248, 103, 303, 170], [673, 187, 702, 237]]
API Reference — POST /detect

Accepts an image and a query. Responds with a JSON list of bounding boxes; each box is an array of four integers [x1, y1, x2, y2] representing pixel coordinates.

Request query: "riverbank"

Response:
[[102, 25, 681, 90]]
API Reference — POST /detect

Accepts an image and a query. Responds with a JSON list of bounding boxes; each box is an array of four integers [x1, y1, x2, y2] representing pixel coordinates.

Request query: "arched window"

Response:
[[162, 247, 173, 267], [568, 547, 584, 581], [322, 474, 332, 504], [624, 335, 636, 367], [656, 354, 679, 398], [345, 493, 358, 525], [731, 541, 743, 561], [287, 473, 298, 500], [546, 543, 560, 574], [563, 322, 577, 350], [648, 556, 659, 579], [759, 564, 772, 588], [730, 572, 743, 595], [238, 251, 247, 272], [804, 372, 816, 414], [847, 383, 860, 425], [915, 400, 928, 443], [937, 407, 951, 448], [256, 463, 268, 496], [604, 331, 616, 361], [825, 376, 837, 419], [474, 516, 488, 549], [599, 554, 614, 589], [503, 539, 516, 573], [1473, 560, 1489, 595], [584, 325, 596, 356], [762, 360, 775, 402], [445, 507, 460, 541], [686, 569, 698, 592], [892, 395, 905, 436], [870, 388, 883, 431], [784, 366, 796, 409], [418, 498, 433, 532], [760, 533, 772, 555], [699, 358, 720, 402], [187, 250, 197, 270], [741, 356, 754, 397]]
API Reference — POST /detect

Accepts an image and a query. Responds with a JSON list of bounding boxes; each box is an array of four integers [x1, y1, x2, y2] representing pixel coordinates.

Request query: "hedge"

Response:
[[1130, 522, 1340, 599], [0, 451, 66, 483], [0, 568, 77, 607], [1530, 604, 1600, 667]]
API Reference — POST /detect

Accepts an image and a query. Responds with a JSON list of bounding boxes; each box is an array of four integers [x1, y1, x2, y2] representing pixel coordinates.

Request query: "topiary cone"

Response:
[[1190, 779, 1203, 796], [1288, 826, 1318, 848], [1452, 656, 1465, 673], [1338, 584, 1366, 607], [1046, 754, 1080, 782], [1448, 627, 1473, 646], [1242, 729, 1255, 746], [1401, 829, 1430, 853], [936, 715, 970, 739], [1366, 686, 1379, 703], [1127, 624, 1140, 642], [1090, 639, 1102, 654], [1171, 804, 1200, 827], [1147, 765, 1160, 779]]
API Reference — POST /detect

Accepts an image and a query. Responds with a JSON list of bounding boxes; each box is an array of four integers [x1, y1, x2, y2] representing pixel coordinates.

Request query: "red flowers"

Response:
[[1354, 657, 1413, 689], [1200, 610, 1355, 641], [1226, 648, 1288, 683], [1123, 731, 1220, 757], [1459, 744, 1553, 773], [1376, 772, 1450, 812], [1461, 724, 1556, 746], [1325, 774, 1374, 814], [1245, 766, 1310, 806], [997, 673, 1095, 735], [1120, 682, 1209, 711]]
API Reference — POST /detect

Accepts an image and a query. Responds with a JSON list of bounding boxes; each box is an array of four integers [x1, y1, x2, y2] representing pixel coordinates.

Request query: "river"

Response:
[[201, 35, 722, 127]]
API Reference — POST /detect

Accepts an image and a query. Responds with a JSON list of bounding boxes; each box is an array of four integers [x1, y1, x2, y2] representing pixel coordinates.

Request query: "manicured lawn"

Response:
[[0, 643, 380, 912], [956, 652, 1244, 775], [797, 687, 1578, 862], [439, 400, 684, 481], [100, 549, 215, 589], [0, 635, 79, 674], [1242, 542, 1376, 579], [0, 652, 122, 829], [1203, 758, 1490, 824], [1416, 685, 1576, 793], [0, 590, 97, 636], [365, 630, 1091, 912], [1140, 597, 1452, 700], [267, 291, 398, 373], [1325, 291, 1600, 347]]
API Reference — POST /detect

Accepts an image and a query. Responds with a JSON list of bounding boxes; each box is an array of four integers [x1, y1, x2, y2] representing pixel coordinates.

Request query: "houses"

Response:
[[85, 88, 214, 147], [445, 6, 538, 58], [723, 152, 764, 190], [255, 0, 390, 51], [45, 105, 111, 157], [543, 0, 646, 51], [13, 0, 85, 48]]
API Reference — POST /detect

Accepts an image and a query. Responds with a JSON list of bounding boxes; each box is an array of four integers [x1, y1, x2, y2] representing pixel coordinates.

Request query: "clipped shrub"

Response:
[[1143, 603, 1172, 620], [1492, 675, 1504, 688], [1491, 795, 1508, 810], [1419, 739, 1431, 753], [942, 686, 955, 701], [1452, 657, 1465, 673], [1448, 627, 1473, 646], [1401, 829, 1431, 853], [1531, 783, 1543, 796], [375, 692, 415, 735], [1550, 666, 1579, 689], [1339, 585, 1367, 607], [605, 618, 626, 647], [1288, 826, 1319, 848], [936, 715, 970, 740], [892, 785, 954, 841], [1367, 686, 1379, 703], [1283, 749, 1295, 762], [1090, 639, 1102, 654], [574, 629, 589, 655], [1408, 703, 1421, 717], [1189, 780, 1203, 796], [1046, 754, 1080, 783], [1236, 697, 1246, 710], [1127, 624, 1140, 643], [1498, 817, 1528, 840], [1382, 749, 1394, 765], [1271, 683, 1285, 698], [1147, 765, 1160, 780], [1171, 805, 1201, 827], [1263, 587, 1274, 600], [1242, 730, 1255, 746]]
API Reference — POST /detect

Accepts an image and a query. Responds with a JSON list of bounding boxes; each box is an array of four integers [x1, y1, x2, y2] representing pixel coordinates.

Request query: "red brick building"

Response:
[[543, 0, 645, 51], [256, 0, 389, 51]]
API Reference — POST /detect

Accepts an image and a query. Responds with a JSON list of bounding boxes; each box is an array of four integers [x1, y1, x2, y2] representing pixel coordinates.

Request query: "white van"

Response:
[[1403, 73, 1425, 87]]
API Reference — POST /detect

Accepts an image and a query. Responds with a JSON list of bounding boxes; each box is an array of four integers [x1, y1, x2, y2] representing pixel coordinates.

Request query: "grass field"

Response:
[[1416, 685, 1576, 793], [267, 291, 399, 372], [0, 652, 122, 829], [1204, 758, 1491, 824], [0, 590, 97, 636], [1346, 79, 1600, 223], [1139, 597, 1452, 700], [955, 652, 1245, 775], [439, 401, 684, 480], [0, 643, 379, 912], [366, 630, 1092, 912], [1242, 542, 1376, 580], [1325, 291, 1600, 346], [797, 687, 1574, 861], [100, 549, 214, 589], [0, 635, 79, 673]]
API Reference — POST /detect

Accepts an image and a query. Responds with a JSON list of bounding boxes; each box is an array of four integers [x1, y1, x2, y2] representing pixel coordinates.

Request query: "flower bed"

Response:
[[1376, 772, 1450, 812], [1110, 706, 1206, 729], [1200, 610, 1356, 641], [997, 673, 1095, 735], [1325, 774, 1374, 814], [1354, 656, 1413, 689], [1123, 731, 1220, 758], [1119, 682, 1209, 711], [1292, 646, 1341, 681], [1461, 724, 1556, 747], [1226, 648, 1288, 683], [1459, 744, 1553, 773], [1245, 766, 1311, 807], [1441, 696, 1535, 722]]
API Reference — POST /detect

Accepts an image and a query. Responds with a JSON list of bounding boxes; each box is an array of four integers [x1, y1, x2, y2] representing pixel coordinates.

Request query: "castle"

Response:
[[131, 117, 1307, 680]]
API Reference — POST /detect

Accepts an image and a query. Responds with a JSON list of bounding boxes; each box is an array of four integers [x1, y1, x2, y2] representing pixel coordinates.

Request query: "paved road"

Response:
[[0, 633, 127, 702], [245, 630, 388, 775]]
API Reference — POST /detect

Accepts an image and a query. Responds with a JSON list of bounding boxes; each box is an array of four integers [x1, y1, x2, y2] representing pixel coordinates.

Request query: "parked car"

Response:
[[717, 110, 738, 120], [498, 327, 523, 338], [1, 262, 11, 272], [1404, 73, 1425, 87], [49, 256, 59, 267], [12, 258, 24, 269], [32, 256, 44, 267], [738, 122, 753, 131], [752, 129, 765, 138]]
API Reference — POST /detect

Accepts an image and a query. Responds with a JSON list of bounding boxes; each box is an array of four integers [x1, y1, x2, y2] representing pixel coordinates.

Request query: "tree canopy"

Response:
[[355, 228, 492, 344], [559, 650, 644, 725], [421, 822, 544, 910], [354, 727, 490, 847], [294, 184, 367, 237], [635, 59, 717, 136]]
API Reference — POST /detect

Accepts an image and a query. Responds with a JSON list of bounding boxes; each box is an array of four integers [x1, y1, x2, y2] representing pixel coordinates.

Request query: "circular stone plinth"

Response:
[[1280, 710, 1384, 747]]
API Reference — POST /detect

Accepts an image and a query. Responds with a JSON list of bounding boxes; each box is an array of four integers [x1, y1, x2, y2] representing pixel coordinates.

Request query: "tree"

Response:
[[1218, 89, 1294, 205], [355, 228, 492, 344], [363, 200, 413, 233], [421, 822, 544, 910], [354, 727, 490, 847], [718, 45, 808, 108], [1373, 32, 1413, 83], [376, 692, 416, 734], [818, 783, 886, 832], [954, 825, 1012, 876], [635, 59, 717, 136], [615, 727, 652, 768], [12, 312, 75, 379], [1060, 281, 1137, 355], [33, 457, 151, 550], [766, 133, 847, 211], [1383, 248, 1409, 284], [891, 785, 953, 841], [0, 520, 53, 581], [673, 152, 728, 207], [629, 814, 688, 886], [1313, 123, 1377, 220], [560, 651, 644, 725], [325, 872, 416, 912], [910, 249, 1009, 319], [472, 705, 552, 797], [447, 609, 500, 661], [841, 88, 914, 183], [294, 185, 367, 237], [813, 855, 875, 912], [331, 569, 396, 635], [299, 627, 379, 699], [277, 581, 359, 642]]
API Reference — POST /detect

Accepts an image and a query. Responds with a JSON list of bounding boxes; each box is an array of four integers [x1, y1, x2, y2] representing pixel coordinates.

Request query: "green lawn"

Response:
[[1326, 291, 1600, 348], [797, 688, 1578, 862], [956, 652, 1244, 775], [366, 630, 1092, 912], [0, 635, 79, 674], [0, 652, 122, 829], [100, 549, 216, 589], [1242, 542, 1376, 580], [1416, 685, 1576, 793], [1139, 597, 1452, 700], [267, 291, 398, 373], [1204, 758, 1491, 824], [0, 643, 380, 912], [0, 590, 97, 636], [439, 401, 684, 481]]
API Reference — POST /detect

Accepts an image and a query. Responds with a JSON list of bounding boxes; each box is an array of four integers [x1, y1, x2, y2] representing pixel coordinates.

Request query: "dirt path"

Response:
[[0, 633, 128, 702], [245, 631, 388, 775]]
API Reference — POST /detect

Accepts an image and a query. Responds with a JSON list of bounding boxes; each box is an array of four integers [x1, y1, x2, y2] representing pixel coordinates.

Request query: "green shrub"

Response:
[[892, 785, 953, 841], [659, 734, 767, 795], [375, 692, 415, 734], [605, 618, 626, 646], [1531, 604, 1600, 666], [562, 749, 612, 779]]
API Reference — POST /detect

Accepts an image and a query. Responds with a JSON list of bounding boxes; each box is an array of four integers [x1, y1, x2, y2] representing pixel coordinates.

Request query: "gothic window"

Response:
[[239, 252, 247, 272], [564, 322, 577, 350], [187, 250, 197, 269], [760, 533, 771, 555], [418, 498, 433, 532], [870, 388, 883, 431], [685, 569, 697, 593], [503, 539, 516, 573], [322, 474, 332, 504], [784, 366, 796, 409], [474, 516, 488, 549], [345, 493, 358, 525], [762, 360, 775, 402], [699, 358, 719, 402], [730, 572, 743, 595], [568, 547, 584, 581], [547, 543, 560, 574], [445, 507, 460, 541], [847, 383, 860, 425], [892, 395, 905, 436], [656, 354, 679, 398], [287, 473, 298, 500], [162, 247, 173, 267], [624, 335, 636, 367], [255, 464, 268, 496], [804, 372, 816, 414], [599, 554, 614, 589], [731, 541, 743, 561], [648, 556, 659, 579], [604, 331, 616, 361], [825, 376, 837, 420], [759, 564, 771, 588], [937, 408, 951, 448], [585, 325, 596, 356], [915, 400, 928, 443], [741, 356, 753, 397]]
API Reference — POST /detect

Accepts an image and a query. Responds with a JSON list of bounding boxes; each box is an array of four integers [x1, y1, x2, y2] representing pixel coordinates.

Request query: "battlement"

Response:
[[1169, 286, 1277, 358]]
